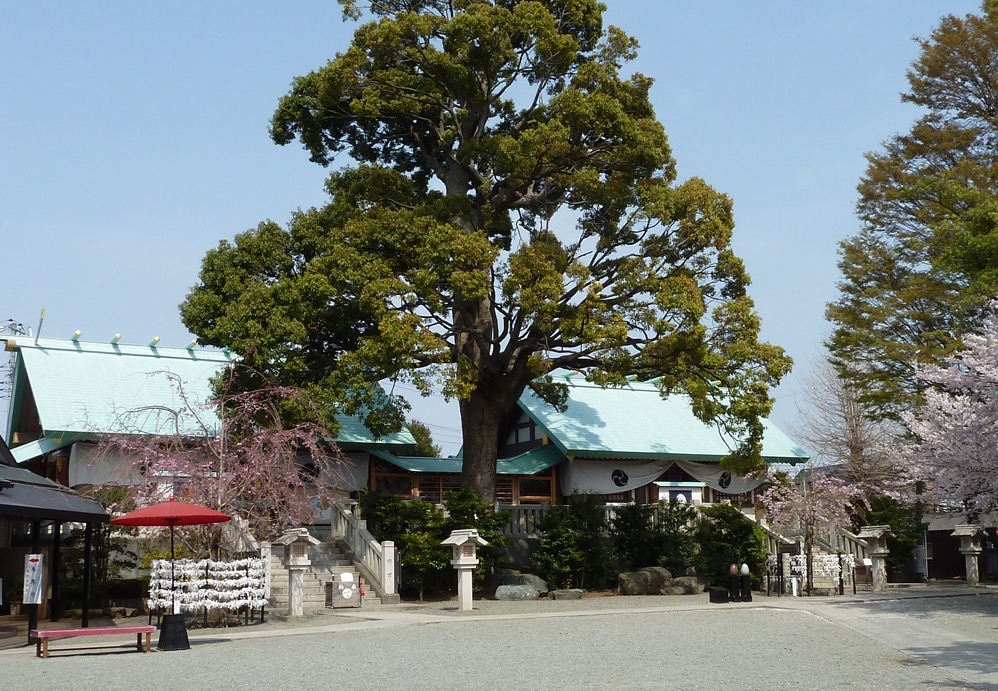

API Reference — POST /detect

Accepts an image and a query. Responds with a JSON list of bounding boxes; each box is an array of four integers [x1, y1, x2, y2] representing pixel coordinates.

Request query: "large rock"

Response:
[[618, 571, 650, 595], [551, 589, 583, 600], [640, 567, 673, 594], [671, 576, 702, 593], [486, 572, 549, 598], [495, 584, 540, 601], [618, 567, 699, 596], [507, 573, 549, 595]]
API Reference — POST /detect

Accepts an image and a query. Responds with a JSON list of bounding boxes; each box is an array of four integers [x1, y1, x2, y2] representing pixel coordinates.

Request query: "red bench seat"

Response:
[[31, 625, 157, 658]]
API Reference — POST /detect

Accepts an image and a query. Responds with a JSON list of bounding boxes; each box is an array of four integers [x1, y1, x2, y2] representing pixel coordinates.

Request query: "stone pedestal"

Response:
[[869, 553, 888, 591], [953, 525, 984, 586], [963, 551, 982, 586], [456, 566, 474, 611], [288, 566, 306, 617]]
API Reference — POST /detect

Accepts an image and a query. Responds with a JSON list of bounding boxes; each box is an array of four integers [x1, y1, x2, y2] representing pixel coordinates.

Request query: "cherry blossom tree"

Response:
[[760, 469, 866, 594], [899, 306, 998, 525], [97, 367, 346, 557]]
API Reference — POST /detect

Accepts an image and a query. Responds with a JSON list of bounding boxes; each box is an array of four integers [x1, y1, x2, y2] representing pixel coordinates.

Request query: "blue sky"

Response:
[[2, 2, 981, 455]]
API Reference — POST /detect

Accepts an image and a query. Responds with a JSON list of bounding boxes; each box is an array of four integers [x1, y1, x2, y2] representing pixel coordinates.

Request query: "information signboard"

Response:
[[24, 554, 44, 605]]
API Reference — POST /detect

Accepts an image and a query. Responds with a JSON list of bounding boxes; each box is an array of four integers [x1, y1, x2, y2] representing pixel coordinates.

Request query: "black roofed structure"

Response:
[[0, 435, 107, 637]]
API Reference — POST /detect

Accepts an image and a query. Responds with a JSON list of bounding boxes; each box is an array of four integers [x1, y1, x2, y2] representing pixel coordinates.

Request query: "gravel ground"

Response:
[[4, 588, 997, 690], [827, 590, 998, 642]]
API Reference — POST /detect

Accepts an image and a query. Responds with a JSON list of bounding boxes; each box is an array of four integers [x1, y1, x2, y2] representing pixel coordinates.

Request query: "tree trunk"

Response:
[[805, 540, 814, 595], [459, 384, 508, 502]]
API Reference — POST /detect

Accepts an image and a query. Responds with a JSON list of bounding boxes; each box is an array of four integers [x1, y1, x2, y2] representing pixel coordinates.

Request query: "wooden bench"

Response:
[[30, 625, 157, 658]]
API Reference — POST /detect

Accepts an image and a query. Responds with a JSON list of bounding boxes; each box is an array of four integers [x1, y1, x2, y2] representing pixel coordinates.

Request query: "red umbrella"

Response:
[[112, 497, 231, 610]]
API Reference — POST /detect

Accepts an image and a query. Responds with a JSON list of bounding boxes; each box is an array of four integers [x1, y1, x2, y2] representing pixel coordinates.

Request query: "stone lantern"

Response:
[[952, 524, 984, 586], [856, 525, 893, 592], [274, 528, 320, 616], [441, 528, 488, 612]]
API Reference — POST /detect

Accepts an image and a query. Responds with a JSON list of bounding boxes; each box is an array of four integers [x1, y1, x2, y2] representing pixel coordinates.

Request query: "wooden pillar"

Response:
[[26, 521, 40, 645], [82, 523, 93, 628], [49, 522, 61, 621]]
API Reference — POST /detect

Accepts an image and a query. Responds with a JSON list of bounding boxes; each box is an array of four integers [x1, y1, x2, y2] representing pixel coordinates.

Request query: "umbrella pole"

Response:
[[170, 526, 176, 613]]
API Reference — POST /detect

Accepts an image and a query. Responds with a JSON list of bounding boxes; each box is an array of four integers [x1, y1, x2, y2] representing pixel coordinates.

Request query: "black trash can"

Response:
[[157, 613, 190, 651]]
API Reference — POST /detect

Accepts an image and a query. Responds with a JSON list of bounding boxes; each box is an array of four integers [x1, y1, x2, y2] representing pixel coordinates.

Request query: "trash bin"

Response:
[[708, 586, 729, 603], [326, 572, 361, 609]]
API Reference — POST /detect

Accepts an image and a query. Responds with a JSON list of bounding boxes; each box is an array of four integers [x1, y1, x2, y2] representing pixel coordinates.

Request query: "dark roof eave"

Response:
[[563, 450, 809, 465]]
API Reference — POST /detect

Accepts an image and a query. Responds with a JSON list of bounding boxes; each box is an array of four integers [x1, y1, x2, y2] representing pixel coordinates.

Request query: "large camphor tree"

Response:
[[182, 0, 790, 501], [826, 1, 998, 420]]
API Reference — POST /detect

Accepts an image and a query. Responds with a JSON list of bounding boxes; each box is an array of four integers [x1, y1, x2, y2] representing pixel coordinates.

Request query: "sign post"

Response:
[[24, 554, 44, 605]]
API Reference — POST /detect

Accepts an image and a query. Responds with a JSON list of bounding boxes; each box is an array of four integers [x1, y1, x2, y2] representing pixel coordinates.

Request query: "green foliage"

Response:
[[139, 547, 176, 570], [407, 419, 442, 458], [827, 4, 998, 420], [609, 500, 699, 574], [610, 504, 660, 571], [654, 500, 700, 575], [4, 576, 22, 604], [183, 0, 791, 501], [440, 488, 508, 588], [358, 490, 412, 539], [359, 492, 446, 599], [60, 486, 137, 606], [357, 489, 508, 598], [531, 504, 586, 588], [397, 504, 449, 600], [693, 503, 767, 588], [530, 509, 584, 590], [532, 494, 615, 590]]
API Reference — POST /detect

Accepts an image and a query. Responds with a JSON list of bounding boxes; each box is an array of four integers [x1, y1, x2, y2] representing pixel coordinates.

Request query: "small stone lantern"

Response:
[[856, 525, 893, 592], [441, 528, 488, 612], [952, 524, 983, 586], [274, 528, 320, 616]]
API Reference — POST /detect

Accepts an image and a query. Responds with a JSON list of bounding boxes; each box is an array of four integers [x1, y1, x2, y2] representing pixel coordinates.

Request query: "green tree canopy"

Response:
[[182, 0, 790, 500], [407, 418, 442, 457], [827, 1, 998, 419]]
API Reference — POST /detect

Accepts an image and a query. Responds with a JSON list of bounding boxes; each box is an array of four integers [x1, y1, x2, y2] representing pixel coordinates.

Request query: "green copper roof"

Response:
[[334, 413, 416, 449], [370, 443, 562, 476], [498, 443, 565, 474], [518, 373, 810, 464], [5, 337, 415, 452], [12, 338, 234, 438], [371, 450, 463, 474], [9, 438, 74, 465]]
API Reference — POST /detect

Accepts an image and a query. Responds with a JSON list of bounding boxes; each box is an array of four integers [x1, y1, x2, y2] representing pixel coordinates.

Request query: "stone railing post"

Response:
[[260, 541, 272, 600], [380, 541, 396, 596]]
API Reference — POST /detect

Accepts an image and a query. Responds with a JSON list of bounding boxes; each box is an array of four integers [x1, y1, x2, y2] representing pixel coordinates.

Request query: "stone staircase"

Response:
[[268, 541, 381, 616]]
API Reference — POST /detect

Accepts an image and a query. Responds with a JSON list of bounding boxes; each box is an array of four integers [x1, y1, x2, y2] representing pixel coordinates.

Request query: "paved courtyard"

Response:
[[4, 587, 998, 690]]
